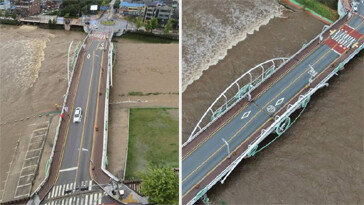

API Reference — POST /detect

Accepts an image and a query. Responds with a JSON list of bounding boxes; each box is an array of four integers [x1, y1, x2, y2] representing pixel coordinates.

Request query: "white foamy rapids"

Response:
[[182, 0, 284, 92]]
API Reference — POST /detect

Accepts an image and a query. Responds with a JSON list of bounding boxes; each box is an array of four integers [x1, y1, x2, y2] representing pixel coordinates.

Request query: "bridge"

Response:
[[182, 2, 364, 205], [20, 3, 147, 205]]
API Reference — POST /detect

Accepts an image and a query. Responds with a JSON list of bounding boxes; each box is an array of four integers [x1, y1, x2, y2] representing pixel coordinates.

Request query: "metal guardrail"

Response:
[[189, 41, 364, 205], [186, 12, 363, 205], [185, 12, 349, 147], [185, 58, 288, 146], [30, 34, 89, 198], [101, 32, 120, 182]]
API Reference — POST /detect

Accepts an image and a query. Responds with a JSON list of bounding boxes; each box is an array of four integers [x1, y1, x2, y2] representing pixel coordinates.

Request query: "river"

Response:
[[182, 0, 363, 204]]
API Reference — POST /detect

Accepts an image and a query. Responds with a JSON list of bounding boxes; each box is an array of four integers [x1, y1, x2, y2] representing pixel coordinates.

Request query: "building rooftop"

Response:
[[120, 2, 145, 8]]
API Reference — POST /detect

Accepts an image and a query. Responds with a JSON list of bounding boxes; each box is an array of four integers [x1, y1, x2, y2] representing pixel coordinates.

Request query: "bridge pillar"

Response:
[[64, 23, 71, 31]]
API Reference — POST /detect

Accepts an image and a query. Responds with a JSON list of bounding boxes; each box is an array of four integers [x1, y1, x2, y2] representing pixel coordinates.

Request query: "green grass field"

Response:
[[294, 0, 339, 21], [125, 108, 179, 179]]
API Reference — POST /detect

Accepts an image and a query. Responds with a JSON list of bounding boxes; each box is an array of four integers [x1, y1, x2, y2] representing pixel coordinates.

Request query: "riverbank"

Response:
[[280, 0, 339, 23], [124, 108, 178, 180], [119, 30, 178, 42], [0, 25, 85, 202], [107, 37, 178, 181], [182, 3, 363, 203], [182, 0, 284, 92]]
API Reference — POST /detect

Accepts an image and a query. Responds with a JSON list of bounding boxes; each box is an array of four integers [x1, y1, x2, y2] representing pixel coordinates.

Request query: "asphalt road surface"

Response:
[[55, 34, 107, 190], [182, 11, 364, 202]]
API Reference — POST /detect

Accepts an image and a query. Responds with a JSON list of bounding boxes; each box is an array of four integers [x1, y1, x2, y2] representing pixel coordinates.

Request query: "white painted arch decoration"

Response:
[[184, 57, 289, 147]]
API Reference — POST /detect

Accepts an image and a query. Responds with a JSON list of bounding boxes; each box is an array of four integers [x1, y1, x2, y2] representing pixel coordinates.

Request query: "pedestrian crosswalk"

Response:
[[43, 191, 104, 205], [325, 24, 363, 54], [90, 33, 108, 40], [46, 180, 93, 199]]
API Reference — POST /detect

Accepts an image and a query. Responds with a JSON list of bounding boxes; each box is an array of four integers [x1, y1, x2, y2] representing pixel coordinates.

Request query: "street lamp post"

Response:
[[222, 138, 230, 158]]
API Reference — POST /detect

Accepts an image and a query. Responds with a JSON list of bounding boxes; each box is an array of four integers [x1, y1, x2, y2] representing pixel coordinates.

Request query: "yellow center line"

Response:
[[183, 20, 364, 198], [182, 16, 355, 161], [53, 42, 87, 186], [74, 41, 101, 184], [183, 56, 312, 183], [182, 90, 300, 198], [89, 40, 105, 180], [183, 35, 332, 167]]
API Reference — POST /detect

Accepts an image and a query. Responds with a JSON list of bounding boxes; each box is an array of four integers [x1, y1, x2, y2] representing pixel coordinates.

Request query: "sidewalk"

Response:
[[35, 38, 89, 200]]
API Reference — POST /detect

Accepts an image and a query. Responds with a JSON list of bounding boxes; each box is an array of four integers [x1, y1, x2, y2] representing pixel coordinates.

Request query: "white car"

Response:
[[73, 107, 82, 123]]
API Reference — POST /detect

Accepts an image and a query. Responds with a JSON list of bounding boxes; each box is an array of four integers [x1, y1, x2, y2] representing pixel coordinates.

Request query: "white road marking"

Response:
[[51, 187, 56, 198], [308, 65, 317, 77], [241, 111, 251, 119], [85, 195, 88, 205], [59, 167, 78, 172], [98, 193, 102, 203], [58, 184, 63, 196], [275, 98, 285, 106], [89, 194, 93, 204], [267, 105, 276, 113], [53, 186, 59, 198], [89, 180, 92, 190]]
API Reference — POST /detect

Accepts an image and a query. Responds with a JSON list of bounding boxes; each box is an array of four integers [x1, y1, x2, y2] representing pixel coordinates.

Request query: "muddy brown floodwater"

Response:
[[182, 2, 363, 204], [0, 25, 85, 198]]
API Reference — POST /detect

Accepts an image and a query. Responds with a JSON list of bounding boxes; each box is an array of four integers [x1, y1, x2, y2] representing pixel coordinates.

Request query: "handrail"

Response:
[[185, 12, 350, 147], [30, 33, 89, 198], [185, 57, 288, 146]]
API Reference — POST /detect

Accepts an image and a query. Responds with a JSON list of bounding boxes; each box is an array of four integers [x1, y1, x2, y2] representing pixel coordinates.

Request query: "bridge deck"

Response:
[[182, 13, 364, 204]]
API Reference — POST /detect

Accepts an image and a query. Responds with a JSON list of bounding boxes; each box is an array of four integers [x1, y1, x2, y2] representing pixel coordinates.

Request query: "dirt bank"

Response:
[[107, 39, 179, 180], [110, 39, 179, 108]]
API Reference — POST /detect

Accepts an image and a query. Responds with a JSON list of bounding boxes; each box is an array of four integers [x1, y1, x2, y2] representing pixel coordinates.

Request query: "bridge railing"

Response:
[[186, 12, 361, 205], [30, 34, 89, 198], [188, 43, 364, 205], [184, 58, 288, 146], [185, 12, 350, 147], [101, 32, 120, 182]]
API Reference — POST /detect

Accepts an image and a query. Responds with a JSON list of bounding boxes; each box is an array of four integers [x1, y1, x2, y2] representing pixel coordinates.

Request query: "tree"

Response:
[[164, 19, 173, 33], [150, 17, 158, 32], [102, 0, 110, 6], [11, 13, 18, 20], [135, 17, 143, 30], [144, 19, 153, 32], [0, 10, 3, 17], [140, 167, 178, 205], [4, 10, 10, 18], [114, 0, 120, 9]]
